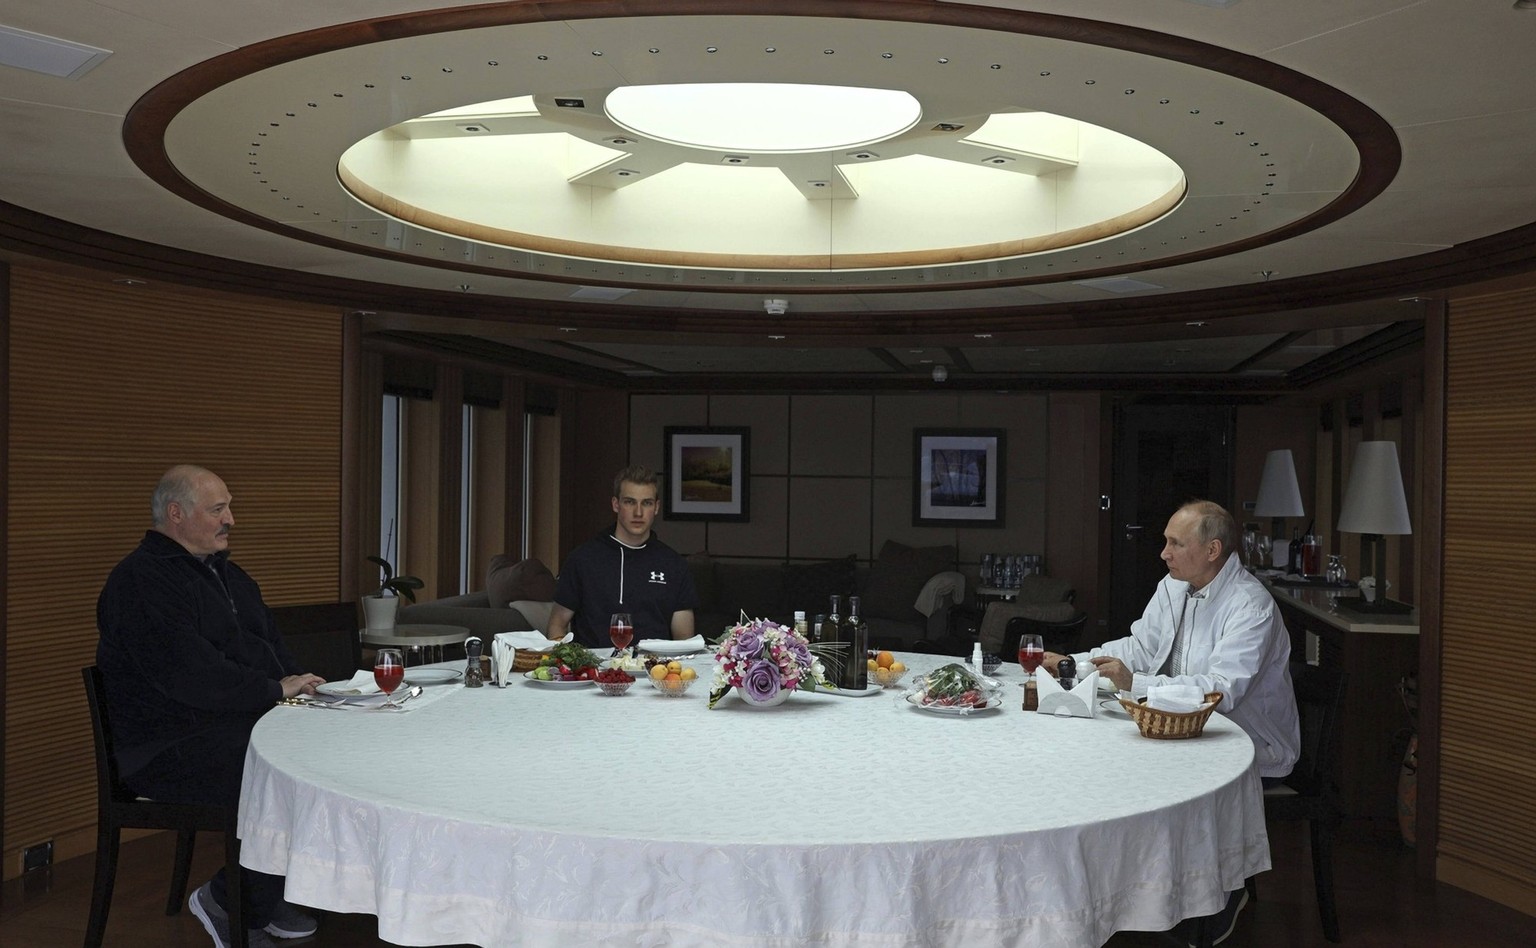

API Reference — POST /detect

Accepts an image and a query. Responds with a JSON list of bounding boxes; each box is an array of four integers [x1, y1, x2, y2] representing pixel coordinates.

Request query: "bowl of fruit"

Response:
[[866, 650, 909, 689], [595, 667, 636, 696], [646, 658, 699, 696]]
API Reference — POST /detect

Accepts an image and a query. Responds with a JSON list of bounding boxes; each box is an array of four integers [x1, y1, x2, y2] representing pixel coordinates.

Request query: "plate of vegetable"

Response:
[[523, 642, 600, 686], [904, 662, 1004, 714]]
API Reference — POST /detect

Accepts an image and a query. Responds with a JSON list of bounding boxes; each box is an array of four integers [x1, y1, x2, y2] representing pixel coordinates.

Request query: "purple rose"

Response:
[[743, 659, 782, 701], [784, 638, 812, 670], [733, 627, 764, 661]]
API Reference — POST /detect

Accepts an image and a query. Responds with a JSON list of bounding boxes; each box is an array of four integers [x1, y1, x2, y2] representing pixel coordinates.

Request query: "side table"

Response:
[[359, 624, 472, 665]]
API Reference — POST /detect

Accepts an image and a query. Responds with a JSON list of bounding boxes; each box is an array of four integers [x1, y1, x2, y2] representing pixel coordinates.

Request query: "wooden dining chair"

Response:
[[81, 666, 248, 948], [1251, 660, 1347, 942]]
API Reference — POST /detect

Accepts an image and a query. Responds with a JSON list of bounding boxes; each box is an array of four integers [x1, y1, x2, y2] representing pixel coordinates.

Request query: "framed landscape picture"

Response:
[[912, 428, 1006, 527], [663, 427, 750, 521]]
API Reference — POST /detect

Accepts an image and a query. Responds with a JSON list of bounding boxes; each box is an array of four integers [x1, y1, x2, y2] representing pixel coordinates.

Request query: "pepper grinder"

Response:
[[463, 636, 484, 688]]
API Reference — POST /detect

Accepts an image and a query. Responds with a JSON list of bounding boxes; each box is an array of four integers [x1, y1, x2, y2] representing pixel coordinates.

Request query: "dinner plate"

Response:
[[903, 691, 1004, 715], [405, 668, 461, 686], [1099, 697, 1132, 717], [522, 670, 594, 688], [637, 638, 708, 657]]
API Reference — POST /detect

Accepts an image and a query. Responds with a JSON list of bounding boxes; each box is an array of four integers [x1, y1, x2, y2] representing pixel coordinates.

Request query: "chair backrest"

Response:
[[1285, 660, 1347, 796], [81, 665, 136, 806], [270, 601, 362, 681], [1001, 610, 1089, 658]]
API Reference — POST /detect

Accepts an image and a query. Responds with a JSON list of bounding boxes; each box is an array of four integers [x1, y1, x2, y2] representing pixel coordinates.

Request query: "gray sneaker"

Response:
[[189, 881, 278, 948], [264, 900, 319, 939]]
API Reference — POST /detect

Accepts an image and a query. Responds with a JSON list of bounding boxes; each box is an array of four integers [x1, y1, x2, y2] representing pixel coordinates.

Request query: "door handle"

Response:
[[1123, 523, 1143, 541], [1123, 524, 1143, 531]]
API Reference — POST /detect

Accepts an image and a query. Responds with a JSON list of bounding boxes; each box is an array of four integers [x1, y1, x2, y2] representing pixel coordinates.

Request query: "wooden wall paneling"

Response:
[[1417, 301, 1446, 881], [341, 312, 364, 601], [1046, 393, 1104, 628], [4, 265, 342, 879], [470, 402, 508, 581], [528, 411, 561, 571], [1, 261, 10, 870], [434, 364, 464, 596], [1437, 290, 1536, 914], [502, 378, 526, 561]]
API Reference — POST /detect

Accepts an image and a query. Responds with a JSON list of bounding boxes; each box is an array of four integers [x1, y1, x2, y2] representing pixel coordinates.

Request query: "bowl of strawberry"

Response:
[[595, 667, 636, 696]]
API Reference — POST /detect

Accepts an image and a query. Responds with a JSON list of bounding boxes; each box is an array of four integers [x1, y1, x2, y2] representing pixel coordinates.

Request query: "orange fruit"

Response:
[[666, 660, 682, 672], [876, 651, 895, 669], [665, 671, 682, 682], [867, 658, 879, 670], [679, 667, 698, 681], [649, 664, 669, 680], [890, 661, 906, 674]]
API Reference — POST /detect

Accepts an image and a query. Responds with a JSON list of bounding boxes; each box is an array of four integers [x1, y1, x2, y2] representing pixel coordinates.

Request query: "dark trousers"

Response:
[[121, 718, 283, 929]]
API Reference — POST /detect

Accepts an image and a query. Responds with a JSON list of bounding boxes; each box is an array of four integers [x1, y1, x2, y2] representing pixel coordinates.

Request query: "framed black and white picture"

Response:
[[663, 426, 750, 521], [912, 428, 1006, 527]]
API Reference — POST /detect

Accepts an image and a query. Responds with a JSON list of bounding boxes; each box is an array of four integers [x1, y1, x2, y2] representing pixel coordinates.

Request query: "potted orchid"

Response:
[[708, 615, 835, 709], [363, 554, 424, 632]]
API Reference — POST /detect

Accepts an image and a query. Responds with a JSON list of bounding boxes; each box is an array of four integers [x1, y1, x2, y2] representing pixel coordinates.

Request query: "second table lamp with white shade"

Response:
[[1337, 440, 1414, 613], [1253, 448, 1305, 569]]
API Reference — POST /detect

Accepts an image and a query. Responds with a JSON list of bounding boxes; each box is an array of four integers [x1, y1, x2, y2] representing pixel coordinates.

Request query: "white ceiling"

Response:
[[1, 0, 1532, 387]]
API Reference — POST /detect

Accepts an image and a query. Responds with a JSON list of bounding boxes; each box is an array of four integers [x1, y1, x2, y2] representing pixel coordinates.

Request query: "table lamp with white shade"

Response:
[[1337, 440, 1413, 614], [1253, 449, 1305, 568]]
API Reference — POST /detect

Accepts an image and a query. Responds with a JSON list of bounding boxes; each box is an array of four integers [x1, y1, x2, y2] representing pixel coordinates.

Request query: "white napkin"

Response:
[[316, 670, 380, 697], [1035, 670, 1099, 718], [492, 630, 571, 687], [636, 634, 705, 655], [1146, 683, 1210, 713]]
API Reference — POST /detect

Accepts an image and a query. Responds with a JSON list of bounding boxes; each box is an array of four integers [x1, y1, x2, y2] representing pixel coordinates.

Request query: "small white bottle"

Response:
[[971, 641, 984, 673]]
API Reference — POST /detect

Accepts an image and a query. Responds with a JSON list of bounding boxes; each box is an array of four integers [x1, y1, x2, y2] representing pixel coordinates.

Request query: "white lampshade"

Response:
[[1253, 449, 1305, 518], [1337, 441, 1413, 535]]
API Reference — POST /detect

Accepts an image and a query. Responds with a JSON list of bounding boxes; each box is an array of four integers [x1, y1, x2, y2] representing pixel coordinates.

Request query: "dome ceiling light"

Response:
[[143, 8, 1384, 308]]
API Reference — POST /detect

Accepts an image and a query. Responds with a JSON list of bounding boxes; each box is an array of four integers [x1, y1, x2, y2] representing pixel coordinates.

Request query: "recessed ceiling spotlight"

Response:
[[768, 334, 785, 340], [846, 150, 879, 160], [932, 122, 964, 132], [722, 155, 750, 165], [705, 46, 718, 53], [1186, 321, 1207, 327], [111, 278, 147, 286], [807, 180, 828, 188], [881, 52, 893, 59], [612, 168, 640, 177], [558, 327, 578, 332], [590, 51, 602, 57], [981, 155, 1015, 165], [974, 333, 993, 339], [937, 58, 949, 64], [457, 283, 472, 292], [764, 47, 776, 53], [648, 48, 659, 54], [554, 97, 585, 108]]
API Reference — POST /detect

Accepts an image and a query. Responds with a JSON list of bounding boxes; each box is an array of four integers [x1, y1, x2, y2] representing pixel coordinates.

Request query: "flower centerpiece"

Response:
[[708, 616, 835, 709]]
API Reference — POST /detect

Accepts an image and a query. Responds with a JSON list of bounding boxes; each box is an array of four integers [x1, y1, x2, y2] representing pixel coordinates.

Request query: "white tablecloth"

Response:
[[239, 655, 1269, 947]]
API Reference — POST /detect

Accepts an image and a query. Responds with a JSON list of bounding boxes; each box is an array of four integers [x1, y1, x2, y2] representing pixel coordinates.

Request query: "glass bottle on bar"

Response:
[[825, 594, 845, 677], [844, 595, 869, 691]]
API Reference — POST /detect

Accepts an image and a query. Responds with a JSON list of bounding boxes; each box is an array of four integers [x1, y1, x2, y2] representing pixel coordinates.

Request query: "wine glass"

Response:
[[608, 612, 633, 656], [373, 648, 405, 705], [1017, 633, 1045, 682]]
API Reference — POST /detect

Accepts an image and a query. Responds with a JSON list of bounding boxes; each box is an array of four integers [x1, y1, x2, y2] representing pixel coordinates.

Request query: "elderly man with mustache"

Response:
[[96, 465, 324, 948]]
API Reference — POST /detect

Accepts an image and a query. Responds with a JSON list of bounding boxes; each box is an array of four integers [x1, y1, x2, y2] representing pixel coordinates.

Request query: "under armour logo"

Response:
[[649, 571, 666, 583]]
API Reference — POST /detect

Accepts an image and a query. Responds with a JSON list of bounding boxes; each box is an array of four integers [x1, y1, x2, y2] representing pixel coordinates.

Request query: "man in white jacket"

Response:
[[1047, 499, 1299, 779], [1046, 499, 1299, 944]]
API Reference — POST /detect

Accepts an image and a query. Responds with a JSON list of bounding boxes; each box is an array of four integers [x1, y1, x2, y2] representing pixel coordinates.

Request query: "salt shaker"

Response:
[[464, 636, 484, 688]]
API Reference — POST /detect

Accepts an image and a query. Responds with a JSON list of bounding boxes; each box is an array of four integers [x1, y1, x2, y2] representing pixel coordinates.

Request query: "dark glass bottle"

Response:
[[825, 594, 845, 680], [844, 595, 869, 691]]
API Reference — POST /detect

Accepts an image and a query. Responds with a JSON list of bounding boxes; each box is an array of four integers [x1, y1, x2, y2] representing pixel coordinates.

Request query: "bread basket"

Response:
[[1117, 692, 1223, 739]]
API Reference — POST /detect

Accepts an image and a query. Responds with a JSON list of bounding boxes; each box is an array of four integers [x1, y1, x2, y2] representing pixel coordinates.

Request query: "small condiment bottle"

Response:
[[1023, 680, 1038, 712], [463, 637, 484, 688]]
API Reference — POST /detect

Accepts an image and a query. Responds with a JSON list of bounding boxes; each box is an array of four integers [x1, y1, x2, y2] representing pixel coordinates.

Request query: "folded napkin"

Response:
[[492, 630, 572, 687], [1146, 683, 1210, 713], [318, 670, 381, 697], [636, 634, 705, 655], [1035, 669, 1099, 718]]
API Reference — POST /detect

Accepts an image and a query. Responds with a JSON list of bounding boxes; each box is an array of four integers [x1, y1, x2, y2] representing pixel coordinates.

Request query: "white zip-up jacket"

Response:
[[1076, 554, 1300, 778]]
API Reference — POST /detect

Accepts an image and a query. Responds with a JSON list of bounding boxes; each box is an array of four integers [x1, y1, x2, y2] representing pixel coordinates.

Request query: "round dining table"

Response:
[[238, 652, 1269, 948]]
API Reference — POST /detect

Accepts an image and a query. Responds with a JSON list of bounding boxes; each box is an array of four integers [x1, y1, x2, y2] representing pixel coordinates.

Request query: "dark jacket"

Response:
[[96, 530, 300, 775], [553, 530, 698, 648]]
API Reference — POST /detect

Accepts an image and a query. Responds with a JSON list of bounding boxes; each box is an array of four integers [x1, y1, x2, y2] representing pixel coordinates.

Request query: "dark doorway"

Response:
[[1106, 404, 1234, 640]]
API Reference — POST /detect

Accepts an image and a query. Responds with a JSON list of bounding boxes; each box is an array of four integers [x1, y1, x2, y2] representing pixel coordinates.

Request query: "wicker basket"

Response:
[[1117, 692, 1223, 739]]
